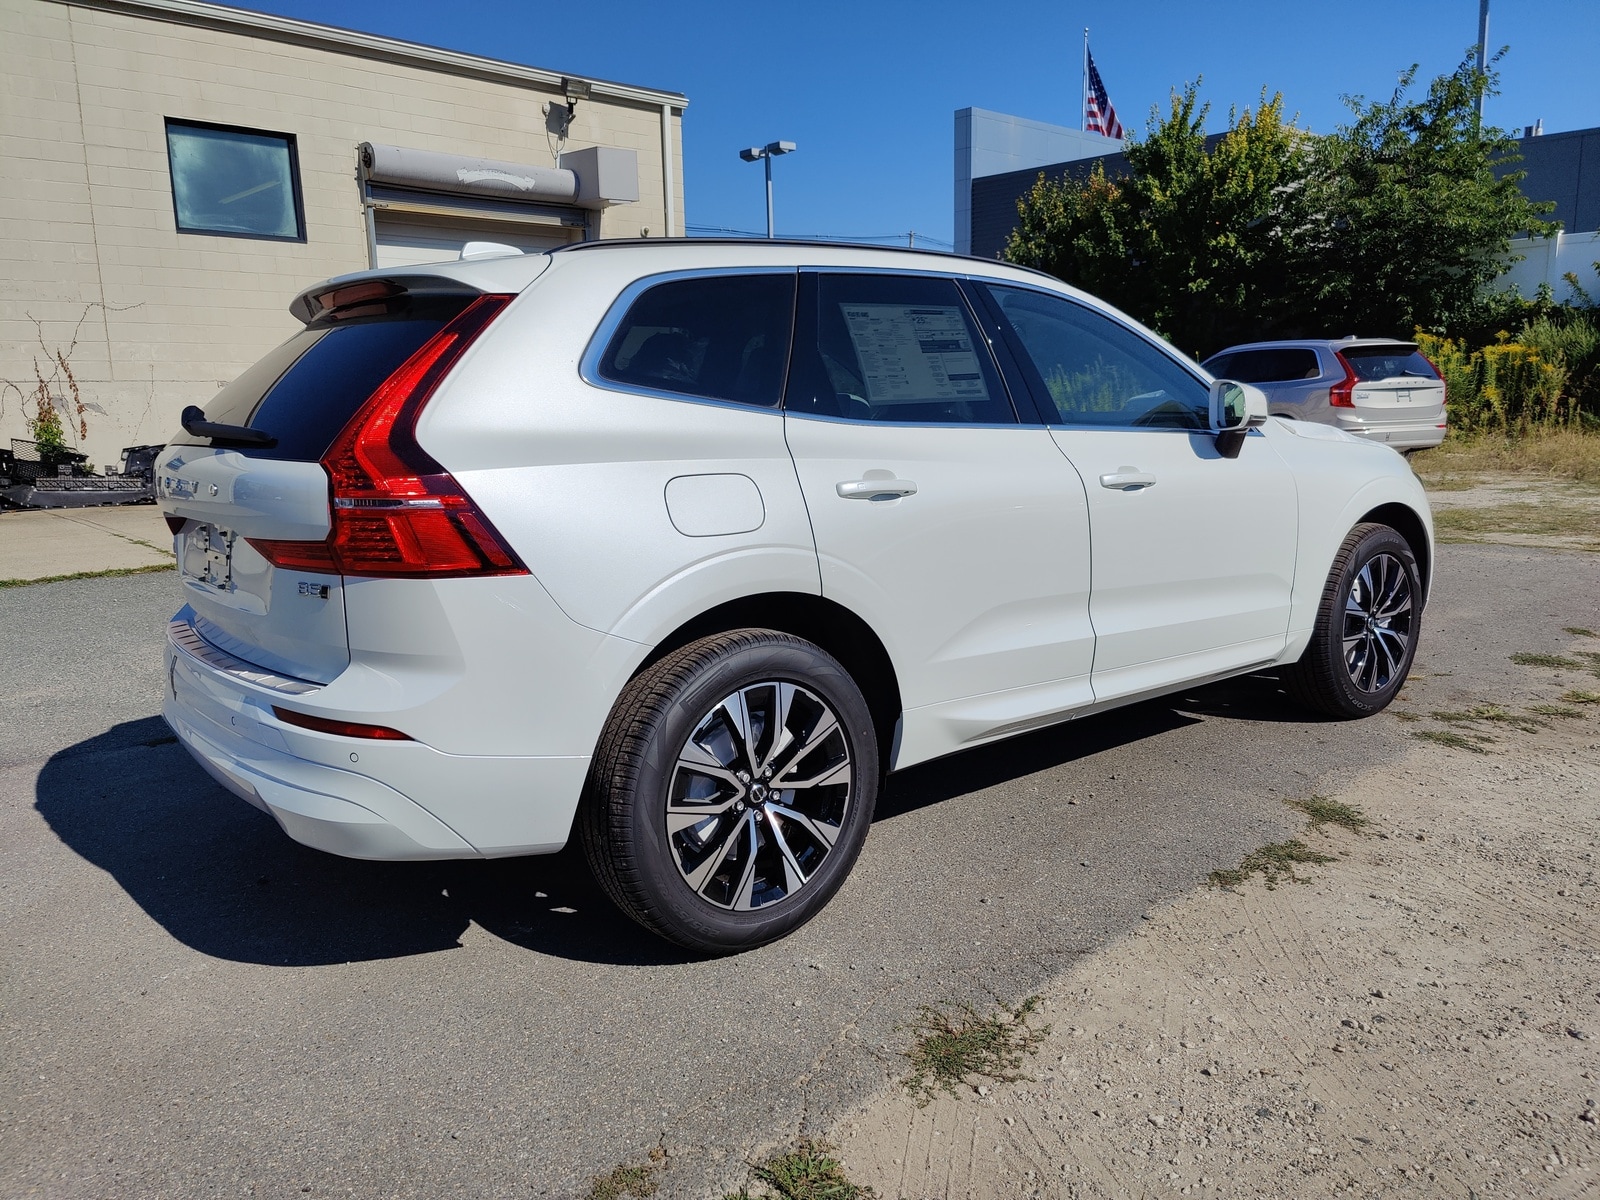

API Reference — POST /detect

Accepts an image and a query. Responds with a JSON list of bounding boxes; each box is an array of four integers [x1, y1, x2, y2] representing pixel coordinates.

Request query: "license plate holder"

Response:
[[182, 523, 237, 591]]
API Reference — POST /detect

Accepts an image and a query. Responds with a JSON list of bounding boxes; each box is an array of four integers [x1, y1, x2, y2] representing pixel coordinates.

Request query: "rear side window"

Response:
[[1207, 348, 1321, 384], [785, 273, 1015, 424], [1340, 345, 1439, 382], [597, 274, 796, 408], [981, 284, 1209, 429], [169, 295, 474, 461]]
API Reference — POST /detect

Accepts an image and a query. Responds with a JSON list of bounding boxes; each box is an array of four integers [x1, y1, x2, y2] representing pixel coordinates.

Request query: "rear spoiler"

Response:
[[288, 276, 484, 326]]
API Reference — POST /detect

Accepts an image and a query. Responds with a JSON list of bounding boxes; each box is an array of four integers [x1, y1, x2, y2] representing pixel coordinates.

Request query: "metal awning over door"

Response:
[[357, 142, 637, 267]]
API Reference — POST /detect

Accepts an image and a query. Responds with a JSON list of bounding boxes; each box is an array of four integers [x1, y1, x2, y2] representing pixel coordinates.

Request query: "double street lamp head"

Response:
[[739, 140, 797, 162]]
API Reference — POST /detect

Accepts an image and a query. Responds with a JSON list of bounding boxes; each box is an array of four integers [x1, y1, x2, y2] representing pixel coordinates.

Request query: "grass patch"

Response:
[[587, 1154, 663, 1200], [1412, 728, 1494, 753], [1527, 703, 1584, 719], [1209, 840, 1337, 890], [1432, 503, 1600, 548], [1393, 710, 1422, 722], [0, 563, 175, 589], [902, 995, 1048, 1106], [1431, 705, 1548, 733], [1560, 689, 1600, 705], [1510, 652, 1587, 670], [1288, 795, 1371, 834], [723, 1140, 874, 1200], [1565, 627, 1597, 638], [1410, 428, 1600, 487]]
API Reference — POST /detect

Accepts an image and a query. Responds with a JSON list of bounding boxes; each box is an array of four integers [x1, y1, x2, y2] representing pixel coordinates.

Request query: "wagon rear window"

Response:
[[168, 295, 473, 461], [1340, 346, 1439, 382]]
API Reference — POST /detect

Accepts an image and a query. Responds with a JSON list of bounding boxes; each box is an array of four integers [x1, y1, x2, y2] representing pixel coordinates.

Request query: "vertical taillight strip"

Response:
[[248, 293, 528, 579]]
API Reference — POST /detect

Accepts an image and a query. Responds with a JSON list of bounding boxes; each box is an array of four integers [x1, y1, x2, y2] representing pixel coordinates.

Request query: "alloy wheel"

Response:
[[1342, 552, 1414, 693], [665, 681, 852, 911]]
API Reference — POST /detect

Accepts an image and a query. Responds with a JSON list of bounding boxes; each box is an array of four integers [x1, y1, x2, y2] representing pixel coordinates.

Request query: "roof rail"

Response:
[[547, 237, 1061, 281]]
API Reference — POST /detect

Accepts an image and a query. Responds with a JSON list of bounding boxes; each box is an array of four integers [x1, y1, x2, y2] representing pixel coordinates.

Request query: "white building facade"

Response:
[[1, 0, 687, 468]]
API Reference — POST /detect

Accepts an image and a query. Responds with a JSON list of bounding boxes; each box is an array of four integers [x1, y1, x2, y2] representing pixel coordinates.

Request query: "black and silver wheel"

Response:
[[581, 630, 879, 954], [1283, 522, 1421, 718]]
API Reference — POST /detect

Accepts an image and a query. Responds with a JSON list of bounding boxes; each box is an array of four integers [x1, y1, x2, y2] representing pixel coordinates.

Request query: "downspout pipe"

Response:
[[661, 103, 677, 236]]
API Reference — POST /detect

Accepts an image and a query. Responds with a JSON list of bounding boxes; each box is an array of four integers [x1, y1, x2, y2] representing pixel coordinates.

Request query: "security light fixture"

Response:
[[738, 140, 797, 237]]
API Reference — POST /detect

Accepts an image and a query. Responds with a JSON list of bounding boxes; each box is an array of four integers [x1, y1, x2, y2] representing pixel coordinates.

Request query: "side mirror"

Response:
[[1209, 379, 1269, 457]]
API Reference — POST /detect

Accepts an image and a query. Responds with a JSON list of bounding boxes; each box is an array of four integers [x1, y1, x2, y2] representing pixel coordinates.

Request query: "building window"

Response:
[[165, 119, 305, 241]]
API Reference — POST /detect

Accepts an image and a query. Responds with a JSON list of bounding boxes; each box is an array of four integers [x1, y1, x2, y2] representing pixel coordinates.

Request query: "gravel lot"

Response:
[[1, 526, 1596, 1198]]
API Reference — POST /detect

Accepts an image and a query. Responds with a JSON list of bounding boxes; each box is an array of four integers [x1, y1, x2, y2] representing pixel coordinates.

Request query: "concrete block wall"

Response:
[[0, 0, 686, 468]]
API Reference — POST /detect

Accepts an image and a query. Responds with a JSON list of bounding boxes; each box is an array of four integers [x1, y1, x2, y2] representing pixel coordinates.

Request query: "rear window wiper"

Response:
[[181, 405, 277, 448]]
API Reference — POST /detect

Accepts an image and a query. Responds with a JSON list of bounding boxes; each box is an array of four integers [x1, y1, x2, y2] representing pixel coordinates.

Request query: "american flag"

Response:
[[1085, 48, 1124, 139]]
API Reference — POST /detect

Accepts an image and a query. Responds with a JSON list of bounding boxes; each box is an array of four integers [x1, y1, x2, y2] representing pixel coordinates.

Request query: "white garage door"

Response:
[[374, 214, 581, 267]]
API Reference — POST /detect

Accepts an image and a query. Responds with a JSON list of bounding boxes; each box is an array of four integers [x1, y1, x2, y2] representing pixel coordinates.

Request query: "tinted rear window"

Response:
[[170, 295, 473, 461], [1340, 345, 1438, 382], [1207, 348, 1321, 384], [598, 273, 796, 408]]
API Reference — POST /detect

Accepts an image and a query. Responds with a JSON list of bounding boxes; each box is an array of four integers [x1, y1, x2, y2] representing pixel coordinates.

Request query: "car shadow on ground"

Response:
[[877, 671, 1308, 820], [36, 674, 1307, 970]]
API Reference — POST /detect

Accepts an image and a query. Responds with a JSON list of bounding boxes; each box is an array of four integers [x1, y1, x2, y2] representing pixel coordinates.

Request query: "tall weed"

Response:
[[1415, 324, 1593, 433]]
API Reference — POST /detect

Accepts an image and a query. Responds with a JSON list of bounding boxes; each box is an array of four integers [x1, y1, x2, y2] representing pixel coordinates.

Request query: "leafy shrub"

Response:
[[1415, 327, 1586, 432], [1519, 313, 1600, 424]]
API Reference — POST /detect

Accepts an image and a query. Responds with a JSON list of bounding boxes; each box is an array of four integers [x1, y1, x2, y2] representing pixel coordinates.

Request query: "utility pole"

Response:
[[1475, 0, 1490, 124], [908, 231, 916, 248]]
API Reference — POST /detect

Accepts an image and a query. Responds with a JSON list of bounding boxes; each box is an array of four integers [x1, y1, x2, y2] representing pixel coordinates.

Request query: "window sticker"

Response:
[[838, 304, 987, 404]]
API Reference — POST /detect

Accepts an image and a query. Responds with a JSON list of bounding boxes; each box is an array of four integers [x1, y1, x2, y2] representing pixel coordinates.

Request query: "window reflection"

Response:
[[166, 121, 302, 240]]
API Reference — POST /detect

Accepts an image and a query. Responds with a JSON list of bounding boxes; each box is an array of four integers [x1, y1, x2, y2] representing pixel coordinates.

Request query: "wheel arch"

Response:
[[631, 592, 903, 768], [1358, 501, 1431, 602]]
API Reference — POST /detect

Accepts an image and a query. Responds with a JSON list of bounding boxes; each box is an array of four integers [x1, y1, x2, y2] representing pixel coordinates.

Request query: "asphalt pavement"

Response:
[[2, 546, 1596, 1198]]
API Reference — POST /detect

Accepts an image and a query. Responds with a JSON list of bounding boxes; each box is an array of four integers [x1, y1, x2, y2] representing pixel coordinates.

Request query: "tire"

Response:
[[580, 629, 879, 955], [1282, 523, 1422, 719]]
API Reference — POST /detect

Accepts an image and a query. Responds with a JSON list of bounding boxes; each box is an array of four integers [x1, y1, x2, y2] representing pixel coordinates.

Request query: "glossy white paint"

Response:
[[156, 449, 346, 682], [783, 415, 1095, 768], [160, 241, 1433, 862], [1046, 426, 1298, 704]]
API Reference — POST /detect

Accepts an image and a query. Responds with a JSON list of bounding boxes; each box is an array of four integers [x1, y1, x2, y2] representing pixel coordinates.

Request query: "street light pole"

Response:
[[739, 140, 796, 238], [764, 153, 774, 239], [1475, 0, 1490, 124]]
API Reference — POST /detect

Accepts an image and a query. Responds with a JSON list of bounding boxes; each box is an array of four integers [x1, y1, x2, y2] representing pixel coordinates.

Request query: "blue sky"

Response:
[[245, 1, 1600, 248]]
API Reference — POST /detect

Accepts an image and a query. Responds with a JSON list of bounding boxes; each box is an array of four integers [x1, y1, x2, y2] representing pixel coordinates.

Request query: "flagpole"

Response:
[[1082, 28, 1089, 133]]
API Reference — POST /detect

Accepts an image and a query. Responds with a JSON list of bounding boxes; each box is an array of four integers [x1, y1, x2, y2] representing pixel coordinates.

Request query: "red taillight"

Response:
[[1329, 351, 1359, 407], [272, 706, 411, 740], [248, 293, 528, 580], [1421, 353, 1447, 406]]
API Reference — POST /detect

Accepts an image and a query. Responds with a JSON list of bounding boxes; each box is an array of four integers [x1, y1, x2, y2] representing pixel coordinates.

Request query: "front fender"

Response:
[[1264, 422, 1433, 655]]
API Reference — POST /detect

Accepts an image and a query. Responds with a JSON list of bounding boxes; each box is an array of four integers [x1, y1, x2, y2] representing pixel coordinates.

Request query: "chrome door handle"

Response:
[[1099, 471, 1157, 491], [836, 478, 918, 500]]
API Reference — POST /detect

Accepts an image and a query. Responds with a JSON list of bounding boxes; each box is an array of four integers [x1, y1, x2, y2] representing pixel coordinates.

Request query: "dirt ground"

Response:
[[829, 481, 1600, 1200], [1418, 471, 1600, 554]]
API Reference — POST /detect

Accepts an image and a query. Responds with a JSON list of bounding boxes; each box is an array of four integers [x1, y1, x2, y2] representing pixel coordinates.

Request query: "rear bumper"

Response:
[[164, 630, 590, 861], [1332, 412, 1447, 451]]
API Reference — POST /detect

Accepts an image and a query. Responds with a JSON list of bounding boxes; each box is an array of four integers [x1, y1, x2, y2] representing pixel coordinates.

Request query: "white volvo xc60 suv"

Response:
[[156, 240, 1432, 953]]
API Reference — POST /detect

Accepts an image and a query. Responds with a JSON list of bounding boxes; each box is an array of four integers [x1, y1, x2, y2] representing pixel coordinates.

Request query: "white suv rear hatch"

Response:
[[156, 282, 496, 684]]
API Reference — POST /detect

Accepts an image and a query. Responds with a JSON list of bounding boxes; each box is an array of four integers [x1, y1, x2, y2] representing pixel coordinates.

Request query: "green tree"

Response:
[[1299, 51, 1555, 338], [1005, 85, 1309, 357], [1003, 54, 1556, 357]]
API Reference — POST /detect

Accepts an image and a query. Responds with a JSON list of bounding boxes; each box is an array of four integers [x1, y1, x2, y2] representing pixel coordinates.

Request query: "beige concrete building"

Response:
[[1, 0, 687, 469]]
